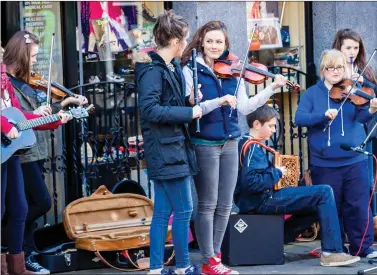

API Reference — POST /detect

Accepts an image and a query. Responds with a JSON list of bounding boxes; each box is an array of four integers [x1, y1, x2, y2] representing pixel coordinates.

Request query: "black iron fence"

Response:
[[66, 81, 143, 198], [42, 66, 315, 223]]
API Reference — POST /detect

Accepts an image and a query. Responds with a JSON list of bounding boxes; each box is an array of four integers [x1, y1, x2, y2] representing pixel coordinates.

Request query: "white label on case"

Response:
[[234, 218, 248, 233]]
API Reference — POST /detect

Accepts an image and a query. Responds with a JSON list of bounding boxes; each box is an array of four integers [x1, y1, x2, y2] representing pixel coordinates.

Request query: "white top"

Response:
[[1, 89, 12, 110], [182, 54, 276, 116]]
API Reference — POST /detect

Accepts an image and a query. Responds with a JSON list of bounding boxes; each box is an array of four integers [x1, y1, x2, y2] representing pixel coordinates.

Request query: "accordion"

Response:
[[240, 139, 300, 191]]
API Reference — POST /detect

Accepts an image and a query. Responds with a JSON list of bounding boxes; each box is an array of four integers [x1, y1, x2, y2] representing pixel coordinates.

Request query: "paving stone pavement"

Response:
[[55, 241, 377, 275]]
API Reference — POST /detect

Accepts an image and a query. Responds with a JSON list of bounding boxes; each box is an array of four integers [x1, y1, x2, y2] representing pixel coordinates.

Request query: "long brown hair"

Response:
[[181, 21, 230, 66], [3, 30, 39, 83], [153, 10, 188, 49], [332, 28, 377, 84]]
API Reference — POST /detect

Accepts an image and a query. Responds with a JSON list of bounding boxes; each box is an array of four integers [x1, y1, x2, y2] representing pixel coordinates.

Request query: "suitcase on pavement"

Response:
[[63, 185, 174, 271]]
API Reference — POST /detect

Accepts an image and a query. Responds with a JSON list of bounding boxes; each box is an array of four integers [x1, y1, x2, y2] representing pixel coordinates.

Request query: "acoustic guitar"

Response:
[[1, 105, 93, 164]]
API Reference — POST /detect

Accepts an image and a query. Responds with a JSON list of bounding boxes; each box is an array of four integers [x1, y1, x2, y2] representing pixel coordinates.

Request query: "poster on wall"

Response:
[[247, 18, 282, 50], [20, 1, 63, 84], [246, 1, 282, 50]]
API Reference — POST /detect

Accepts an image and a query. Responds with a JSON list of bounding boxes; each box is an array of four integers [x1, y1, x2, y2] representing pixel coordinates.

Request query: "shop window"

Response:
[[246, 1, 306, 91], [20, 1, 64, 83], [77, 1, 164, 84], [74, 2, 164, 191], [246, 1, 309, 170]]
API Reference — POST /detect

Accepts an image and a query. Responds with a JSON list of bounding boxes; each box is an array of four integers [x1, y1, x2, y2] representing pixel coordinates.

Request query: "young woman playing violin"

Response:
[[333, 30, 377, 256], [295, 49, 377, 259], [1, 42, 71, 275], [181, 20, 287, 275], [333, 29, 377, 92], [333, 29, 377, 142], [3, 30, 86, 274]]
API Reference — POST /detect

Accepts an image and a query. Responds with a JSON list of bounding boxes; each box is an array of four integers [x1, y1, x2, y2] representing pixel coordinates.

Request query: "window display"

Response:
[[20, 1, 63, 83], [77, 1, 164, 84], [75, 1, 164, 180]]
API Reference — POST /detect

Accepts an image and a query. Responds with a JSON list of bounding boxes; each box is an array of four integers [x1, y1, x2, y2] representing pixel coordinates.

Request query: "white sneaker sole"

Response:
[[366, 252, 377, 259], [28, 270, 50, 275], [201, 271, 239, 274], [320, 256, 360, 267]]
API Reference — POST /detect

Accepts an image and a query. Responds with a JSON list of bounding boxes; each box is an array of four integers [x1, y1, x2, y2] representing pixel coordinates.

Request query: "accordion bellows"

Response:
[[241, 139, 300, 191], [273, 153, 300, 190]]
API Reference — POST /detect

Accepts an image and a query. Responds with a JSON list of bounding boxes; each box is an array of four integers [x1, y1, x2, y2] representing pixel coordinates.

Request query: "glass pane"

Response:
[[74, 1, 164, 192], [20, 1, 64, 84], [77, 1, 164, 84]]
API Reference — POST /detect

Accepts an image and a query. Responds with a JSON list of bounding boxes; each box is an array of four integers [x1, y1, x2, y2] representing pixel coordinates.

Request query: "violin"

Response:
[[214, 53, 300, 93], [29, 71, 76, 101], [329, 79, 375, 107]]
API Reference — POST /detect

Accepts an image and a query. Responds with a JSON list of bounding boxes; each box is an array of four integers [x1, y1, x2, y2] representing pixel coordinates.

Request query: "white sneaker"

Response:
[[147, 268, 171, 274], [366, 250, 377, 259], [25, 255, 50, 274], [106, 72, 125, 82]]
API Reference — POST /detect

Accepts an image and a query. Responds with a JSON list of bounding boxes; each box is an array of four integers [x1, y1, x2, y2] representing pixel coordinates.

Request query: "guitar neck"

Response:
[[16, 114, 60, 131]]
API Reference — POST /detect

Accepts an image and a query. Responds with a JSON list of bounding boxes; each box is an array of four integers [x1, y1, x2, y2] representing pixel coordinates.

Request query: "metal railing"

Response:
[[43, 66, 316, 223]]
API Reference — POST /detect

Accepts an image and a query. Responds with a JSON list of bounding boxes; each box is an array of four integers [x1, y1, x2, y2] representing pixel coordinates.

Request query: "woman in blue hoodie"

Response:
[[295, 49, 377, 258], [332, 28, 377, 223]]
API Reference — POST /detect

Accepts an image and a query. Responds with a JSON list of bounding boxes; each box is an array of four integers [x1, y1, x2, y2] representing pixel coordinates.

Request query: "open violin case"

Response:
[[62, 185, 173, 271], [33, 222, 107, 273], [32, 185, 174, 272]]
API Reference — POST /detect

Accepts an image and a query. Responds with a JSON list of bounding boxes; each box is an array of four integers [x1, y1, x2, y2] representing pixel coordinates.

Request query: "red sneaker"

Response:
[[201, 257, 239, 275]]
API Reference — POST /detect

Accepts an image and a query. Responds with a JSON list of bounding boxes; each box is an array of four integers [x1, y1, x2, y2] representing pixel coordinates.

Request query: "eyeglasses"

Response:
[[326, 66, 345, 72]]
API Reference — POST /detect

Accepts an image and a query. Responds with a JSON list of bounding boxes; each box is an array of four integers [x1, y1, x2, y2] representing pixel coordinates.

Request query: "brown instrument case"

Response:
[[63, 185, 173, 271]]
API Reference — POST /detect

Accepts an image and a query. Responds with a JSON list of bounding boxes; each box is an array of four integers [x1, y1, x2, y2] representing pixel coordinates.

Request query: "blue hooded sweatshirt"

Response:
[[295, 79, 374, 167]]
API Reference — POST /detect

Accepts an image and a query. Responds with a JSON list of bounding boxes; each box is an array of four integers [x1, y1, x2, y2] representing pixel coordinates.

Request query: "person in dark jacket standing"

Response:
[[134, 10, 202, 275], [295, 49, 377, 258]]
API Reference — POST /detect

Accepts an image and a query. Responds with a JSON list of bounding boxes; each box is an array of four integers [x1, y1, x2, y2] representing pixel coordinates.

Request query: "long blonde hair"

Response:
[[319, 49, 346, 78]]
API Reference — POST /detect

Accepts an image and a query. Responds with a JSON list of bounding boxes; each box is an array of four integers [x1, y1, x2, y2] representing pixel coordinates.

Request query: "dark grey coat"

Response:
[[135, 52, 198, 180]]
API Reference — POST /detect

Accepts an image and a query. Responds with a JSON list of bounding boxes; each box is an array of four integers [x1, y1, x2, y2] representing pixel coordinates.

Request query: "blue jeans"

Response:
[[256, 185, 343, 253], [311, 160, 374, 256], [2, 160, 52, 254], [366, 142, 376, 216], [150, 176, 193, 269], [1, 156, 28, 254]]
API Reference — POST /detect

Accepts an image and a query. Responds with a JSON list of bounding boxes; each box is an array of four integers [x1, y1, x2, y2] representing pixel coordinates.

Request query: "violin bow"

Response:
[[229, 23, 258, 117], [45, 33, 55, 107], [323, 48, 377, 132]]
